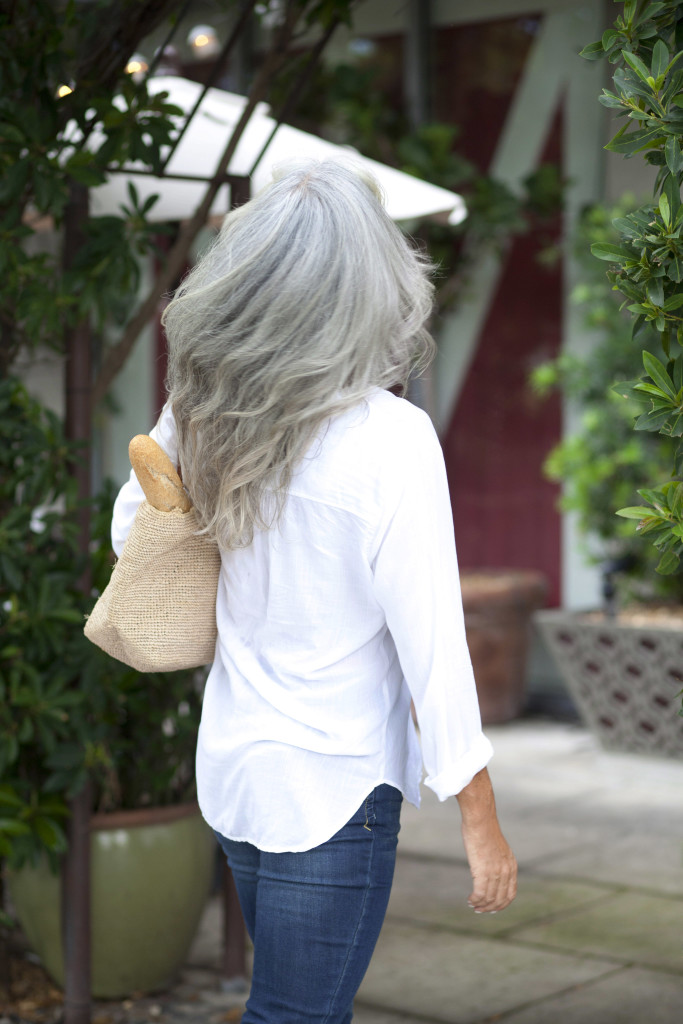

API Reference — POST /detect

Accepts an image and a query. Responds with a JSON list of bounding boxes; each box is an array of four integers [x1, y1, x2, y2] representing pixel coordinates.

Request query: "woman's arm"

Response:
[[371, 405, 517, 912], [456, 767, 517, 913], [371, 407, 493, 798]]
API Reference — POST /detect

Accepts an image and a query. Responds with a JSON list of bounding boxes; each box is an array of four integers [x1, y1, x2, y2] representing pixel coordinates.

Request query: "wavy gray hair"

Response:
[[163, 159, 435, 548]]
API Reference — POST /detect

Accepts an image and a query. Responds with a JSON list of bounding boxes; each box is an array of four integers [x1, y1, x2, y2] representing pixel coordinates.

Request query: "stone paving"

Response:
[[10, 720, 682, 1023], [127, 719, 683, 1024]]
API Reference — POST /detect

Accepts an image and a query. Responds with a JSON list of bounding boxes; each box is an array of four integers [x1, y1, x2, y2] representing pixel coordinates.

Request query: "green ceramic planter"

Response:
[[8, 802, 215, 998]]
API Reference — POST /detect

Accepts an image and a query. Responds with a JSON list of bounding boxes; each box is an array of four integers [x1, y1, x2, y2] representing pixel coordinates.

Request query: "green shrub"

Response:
[[580, 0, 683, 574], [0, 378, 202, 870], [532, 199, 683, 604]]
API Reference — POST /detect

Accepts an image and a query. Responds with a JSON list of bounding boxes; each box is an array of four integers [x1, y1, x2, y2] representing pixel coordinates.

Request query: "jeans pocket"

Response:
[[372, 784, 402, 839], [363, 788, 378, 831]]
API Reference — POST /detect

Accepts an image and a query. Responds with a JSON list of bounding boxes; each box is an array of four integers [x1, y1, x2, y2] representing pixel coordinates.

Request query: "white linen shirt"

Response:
[[111, 387, 493, 852]]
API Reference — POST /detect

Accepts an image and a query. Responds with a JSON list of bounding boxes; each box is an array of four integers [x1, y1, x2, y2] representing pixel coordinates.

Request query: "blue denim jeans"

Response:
[[214, 783, 403, 1023]]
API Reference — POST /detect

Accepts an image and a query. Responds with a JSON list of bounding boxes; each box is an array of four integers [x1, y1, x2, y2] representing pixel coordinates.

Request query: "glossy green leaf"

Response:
[[667, 411, 683, 435], [663, 171, 681, 219], [652, 39, 669, 80], [660, 192, 671, 226], [674, 356, 683, 391], [622, 50, 652, 82], [591, 242, 631, 261], [655, 548, 680, 573], [635, 407, 675, 430], [579, 39, 604, 60], [615, 506, 659, 519], [635, 3, 667, 27], [613, 66, 658, 103], [612, 215, 640, 236], [623, 0, 637, 23], [633, 382, 671, 399], [606, 125, 665, 155], [668, 482, 683, 517], [667, 252, 683, 281], [643, 351, 677, 398], [64, 160, 106, 188], [32, 815, 67, 850], [665, 136, 683, 174], [0, 818, 31, 836], [612, 379, 645, 400], [663, 51, 683, 77], [639, 485, 668, 507], [600, 90, 626, 109], [602, 29, 619, 51]]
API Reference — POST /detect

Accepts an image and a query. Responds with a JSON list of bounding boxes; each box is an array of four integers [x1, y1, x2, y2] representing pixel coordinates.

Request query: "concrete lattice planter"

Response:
[[8, 801, 215, 998], [536, 609, 683, 757]]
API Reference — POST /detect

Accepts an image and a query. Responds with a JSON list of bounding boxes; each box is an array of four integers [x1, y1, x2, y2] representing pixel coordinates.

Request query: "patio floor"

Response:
[[157, 719, 683, 1023], [10, 719, 680, 1024]]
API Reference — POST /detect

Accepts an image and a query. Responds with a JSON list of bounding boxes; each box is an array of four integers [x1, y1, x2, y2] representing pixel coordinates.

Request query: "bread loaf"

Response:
[[128, 435, 192, 513]]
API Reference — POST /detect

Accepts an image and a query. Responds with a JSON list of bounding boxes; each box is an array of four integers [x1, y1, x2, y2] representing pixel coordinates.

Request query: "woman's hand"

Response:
[[456, 768, 517, 913]]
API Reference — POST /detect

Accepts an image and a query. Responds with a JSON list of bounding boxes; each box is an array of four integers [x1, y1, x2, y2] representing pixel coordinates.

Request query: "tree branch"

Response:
[[91, 0, 304, 410], [74, 0, 181, 95]]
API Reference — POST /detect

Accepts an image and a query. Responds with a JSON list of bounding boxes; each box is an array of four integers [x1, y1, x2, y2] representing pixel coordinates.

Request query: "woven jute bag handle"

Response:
[[84, 437, 220, 673]]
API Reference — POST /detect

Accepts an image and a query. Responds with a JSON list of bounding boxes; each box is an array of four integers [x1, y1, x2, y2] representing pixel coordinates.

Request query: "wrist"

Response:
[[456, 768, 499, 827]]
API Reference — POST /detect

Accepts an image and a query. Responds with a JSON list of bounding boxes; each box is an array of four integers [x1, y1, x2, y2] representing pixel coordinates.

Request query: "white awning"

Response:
[[87, 76, 467, 226]]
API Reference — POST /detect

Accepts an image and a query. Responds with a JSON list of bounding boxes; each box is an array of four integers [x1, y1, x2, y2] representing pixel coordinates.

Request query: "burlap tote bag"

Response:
[[84, 435, 221, 673], [85, 502, 220, 673]]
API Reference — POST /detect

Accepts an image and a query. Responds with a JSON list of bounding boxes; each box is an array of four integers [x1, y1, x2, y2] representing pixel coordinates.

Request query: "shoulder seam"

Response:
[[284, 488, 375, 525]]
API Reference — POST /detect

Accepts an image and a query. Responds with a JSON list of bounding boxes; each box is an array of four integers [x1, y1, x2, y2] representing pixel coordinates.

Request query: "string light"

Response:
[[125, 53, 149, 80], [187, 25, 220, 59], [57, 83, 73, 98]]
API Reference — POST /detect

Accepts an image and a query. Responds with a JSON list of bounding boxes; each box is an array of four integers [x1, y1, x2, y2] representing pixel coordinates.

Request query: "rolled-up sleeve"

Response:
[[111, 403, 178, 557], [371, 411, 493, 800]]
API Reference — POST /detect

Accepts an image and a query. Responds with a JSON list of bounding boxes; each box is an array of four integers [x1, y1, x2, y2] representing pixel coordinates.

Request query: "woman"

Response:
[[112, 161, 516, 1023]]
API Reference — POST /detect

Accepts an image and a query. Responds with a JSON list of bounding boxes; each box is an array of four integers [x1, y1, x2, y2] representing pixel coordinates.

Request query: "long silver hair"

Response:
[[163, 160, 435, 549]]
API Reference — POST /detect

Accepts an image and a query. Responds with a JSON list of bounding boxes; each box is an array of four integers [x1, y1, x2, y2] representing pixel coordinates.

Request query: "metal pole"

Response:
[[145, 0, 193, 77], [248, 15, 342, 179], [221, 860, 248, 990], [219, 172, 251, 993], [404, 0, 436, 417], [405, 0, 432, 131], [232, 5, 254, 95], [61, 783, 93, 1024], [229, 174, 251, 210], [159, 0, 260, 174], [62, 180, 92, 1024]]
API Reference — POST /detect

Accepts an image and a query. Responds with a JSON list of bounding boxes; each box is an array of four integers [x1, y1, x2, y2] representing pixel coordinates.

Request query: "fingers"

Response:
[[468, 854, 518, 914], [459, 813, 518, 914]]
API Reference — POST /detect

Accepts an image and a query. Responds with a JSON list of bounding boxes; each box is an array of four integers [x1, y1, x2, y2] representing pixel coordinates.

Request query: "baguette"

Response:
[[128, 435, 192, 513]]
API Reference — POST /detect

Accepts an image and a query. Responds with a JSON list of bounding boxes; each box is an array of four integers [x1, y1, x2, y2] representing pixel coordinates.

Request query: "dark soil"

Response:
[[0, 948, 62, 1023], [0, 942, 244, 1024]]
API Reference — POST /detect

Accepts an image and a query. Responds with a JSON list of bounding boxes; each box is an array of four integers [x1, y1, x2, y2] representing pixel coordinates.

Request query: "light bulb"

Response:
[[187, 25, 220, 59], [125, 53, 149, 81]]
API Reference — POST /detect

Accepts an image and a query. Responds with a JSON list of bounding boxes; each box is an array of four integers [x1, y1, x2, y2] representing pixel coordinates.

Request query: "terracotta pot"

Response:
[[8, 801, 215, 998], [460, 570, 547, 724]]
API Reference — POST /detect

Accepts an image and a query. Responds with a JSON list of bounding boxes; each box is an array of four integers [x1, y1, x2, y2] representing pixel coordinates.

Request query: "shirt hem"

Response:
[[202, 774, 414, 853]]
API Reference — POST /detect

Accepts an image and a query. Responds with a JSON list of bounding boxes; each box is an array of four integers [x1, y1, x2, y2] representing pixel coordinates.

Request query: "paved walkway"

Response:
[[89, 720, 683, 1024]]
